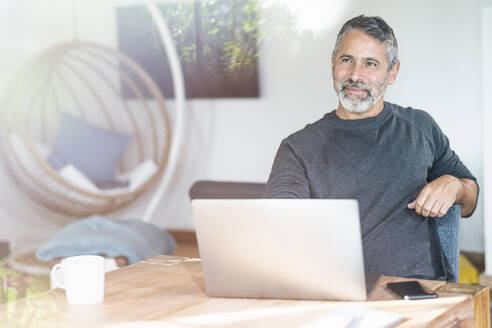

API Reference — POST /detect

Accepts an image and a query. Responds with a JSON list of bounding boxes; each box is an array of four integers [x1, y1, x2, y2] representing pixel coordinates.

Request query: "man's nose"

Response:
[[348, 64, 363, 81]]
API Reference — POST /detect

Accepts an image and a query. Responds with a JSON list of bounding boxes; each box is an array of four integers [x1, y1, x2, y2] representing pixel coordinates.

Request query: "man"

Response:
[[265, 15, 478, 281]]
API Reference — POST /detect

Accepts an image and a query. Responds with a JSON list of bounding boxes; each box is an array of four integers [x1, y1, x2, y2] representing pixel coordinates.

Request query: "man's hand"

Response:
[[407, 175, 464, 218]]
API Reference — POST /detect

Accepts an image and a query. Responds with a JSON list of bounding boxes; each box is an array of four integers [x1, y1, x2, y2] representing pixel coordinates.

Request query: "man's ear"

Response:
[[387, 61, 400, 85]]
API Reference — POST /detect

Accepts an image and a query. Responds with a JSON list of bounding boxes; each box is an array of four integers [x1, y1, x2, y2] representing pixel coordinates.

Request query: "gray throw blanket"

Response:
[[36, 215, 176, 264]]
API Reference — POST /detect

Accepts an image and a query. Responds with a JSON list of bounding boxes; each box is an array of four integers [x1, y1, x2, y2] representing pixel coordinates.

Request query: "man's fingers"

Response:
[[419, 194, 438, 217], [415, 188, 431, 216], [420, 200, 434, 217], [429, 201, 443, 218], [415, 198, 423, 215], [410, 176, 462, 218], [437, 206, 447, 218], [437, 202, 452, 218]]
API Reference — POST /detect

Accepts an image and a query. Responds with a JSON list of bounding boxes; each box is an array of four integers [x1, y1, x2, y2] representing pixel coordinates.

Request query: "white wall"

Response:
[[482, 6, 492, 274], [0, 0, 489, 253]]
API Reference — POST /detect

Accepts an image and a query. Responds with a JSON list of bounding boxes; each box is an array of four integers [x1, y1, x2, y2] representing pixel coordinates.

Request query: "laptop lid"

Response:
[[192, 199, 367, 301]]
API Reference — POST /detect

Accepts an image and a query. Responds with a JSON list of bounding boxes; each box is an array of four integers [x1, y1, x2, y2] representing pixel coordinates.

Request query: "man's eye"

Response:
[[367, 61, 377, 67], [341, 58, 351, 63]]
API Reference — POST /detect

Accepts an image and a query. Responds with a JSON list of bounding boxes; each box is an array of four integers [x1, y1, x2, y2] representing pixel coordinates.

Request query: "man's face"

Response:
[[332, 29, 399, 113]]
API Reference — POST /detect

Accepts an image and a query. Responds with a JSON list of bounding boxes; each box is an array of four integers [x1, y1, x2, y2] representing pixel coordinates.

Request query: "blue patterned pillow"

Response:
[[47, 113, 131, 183]]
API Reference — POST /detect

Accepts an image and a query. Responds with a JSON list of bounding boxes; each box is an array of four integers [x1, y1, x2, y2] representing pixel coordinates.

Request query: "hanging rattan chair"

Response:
[[1, 40, 172, 216]]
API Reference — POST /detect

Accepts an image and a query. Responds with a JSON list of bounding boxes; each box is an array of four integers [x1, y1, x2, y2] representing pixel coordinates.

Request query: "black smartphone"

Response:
[[386, 281, 438, 300]]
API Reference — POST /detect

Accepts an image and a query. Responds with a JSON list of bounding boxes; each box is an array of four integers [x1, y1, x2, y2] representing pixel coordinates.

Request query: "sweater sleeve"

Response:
[[264, 139, 310, 198], [426, 114, 479, 217]]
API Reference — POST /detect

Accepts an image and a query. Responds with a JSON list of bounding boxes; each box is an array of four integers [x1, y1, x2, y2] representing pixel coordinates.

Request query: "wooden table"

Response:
[[0, 256, 489, 327]]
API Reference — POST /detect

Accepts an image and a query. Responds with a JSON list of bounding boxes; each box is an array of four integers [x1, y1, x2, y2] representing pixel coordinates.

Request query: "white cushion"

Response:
[[60, 159, 158, 194], [9, 132, 157, 195], [118, 159, 158, 191], [59, 165, 99, 192]]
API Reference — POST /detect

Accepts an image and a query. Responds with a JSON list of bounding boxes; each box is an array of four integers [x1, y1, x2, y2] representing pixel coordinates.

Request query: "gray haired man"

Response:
[[265, 15, 478, 281]]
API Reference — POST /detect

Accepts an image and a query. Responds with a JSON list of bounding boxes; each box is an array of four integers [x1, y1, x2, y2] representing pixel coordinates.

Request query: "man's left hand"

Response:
[[407, 175, 463, 218]]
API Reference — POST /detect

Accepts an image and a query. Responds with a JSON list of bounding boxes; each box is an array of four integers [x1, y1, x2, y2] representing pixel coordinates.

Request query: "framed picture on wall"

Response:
[[117, 0, 260, 99]]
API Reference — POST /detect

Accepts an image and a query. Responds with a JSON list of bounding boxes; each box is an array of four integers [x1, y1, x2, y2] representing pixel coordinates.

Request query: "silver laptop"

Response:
[[192, 199, 367, 301]]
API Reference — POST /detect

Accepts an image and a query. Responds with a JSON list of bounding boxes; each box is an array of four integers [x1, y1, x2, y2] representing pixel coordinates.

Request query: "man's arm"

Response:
[[457, 178, 479, 217], [406, 111, 479, 218], [407, 175, 478, 218], [264, 140, 310, 199]]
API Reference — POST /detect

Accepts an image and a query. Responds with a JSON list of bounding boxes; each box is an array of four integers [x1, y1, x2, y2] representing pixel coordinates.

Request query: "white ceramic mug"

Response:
[[50, 255, 105, 305]]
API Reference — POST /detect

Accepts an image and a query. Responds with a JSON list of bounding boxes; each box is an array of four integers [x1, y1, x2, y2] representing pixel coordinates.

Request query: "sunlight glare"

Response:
[[261, 0, 350, 34]]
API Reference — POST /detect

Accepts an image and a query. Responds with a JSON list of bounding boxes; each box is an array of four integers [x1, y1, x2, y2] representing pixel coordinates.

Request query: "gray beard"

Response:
[[337, 90, 376, 113], [335, 78, 388, 114]]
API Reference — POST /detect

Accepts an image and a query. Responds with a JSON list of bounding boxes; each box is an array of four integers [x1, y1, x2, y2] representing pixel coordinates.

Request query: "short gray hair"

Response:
[[332, 15, 399, 71]]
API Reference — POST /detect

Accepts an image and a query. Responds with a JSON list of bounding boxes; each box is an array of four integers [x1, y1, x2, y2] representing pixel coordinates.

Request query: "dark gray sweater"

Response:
[[265, 102, 477, 279]]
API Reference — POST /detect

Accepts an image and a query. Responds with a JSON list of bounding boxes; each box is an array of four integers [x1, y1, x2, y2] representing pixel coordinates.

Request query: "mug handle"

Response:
[[51, 263, 66, 290]]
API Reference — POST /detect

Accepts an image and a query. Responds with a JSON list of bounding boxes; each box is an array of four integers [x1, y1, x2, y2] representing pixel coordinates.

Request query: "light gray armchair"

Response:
[[435, 204, 461, 282]]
